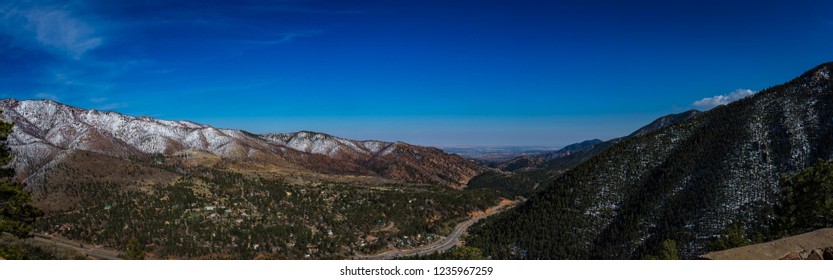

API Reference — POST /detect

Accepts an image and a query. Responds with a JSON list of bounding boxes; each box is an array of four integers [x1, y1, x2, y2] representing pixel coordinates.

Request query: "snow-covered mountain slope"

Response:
[[0, 99, 484, 187], [1, 99, 276, 177], [261, 131, 486, 186], [260, 131, 393, 158]]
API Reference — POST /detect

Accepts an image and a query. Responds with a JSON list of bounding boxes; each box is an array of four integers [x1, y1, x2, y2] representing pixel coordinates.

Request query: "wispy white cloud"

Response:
[[25, 9, 102, 59], [244, 30, 322, 46], [242, 5, 365, 15], [1, 3, 102, 59], [90, 97, 107, 103], [34, 92, 59, 101], [96, 102, 127, 111], [49, 68, 113, 93], [692, 89, 757, 110]]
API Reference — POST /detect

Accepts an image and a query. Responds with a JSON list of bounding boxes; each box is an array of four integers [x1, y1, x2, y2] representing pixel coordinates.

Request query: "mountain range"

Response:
[[466, 62, 833, 259], [0, 99, 484, 209], [465, 109, 702, 198], [497, 110, 701, 173], [3, 62, 832, 260]]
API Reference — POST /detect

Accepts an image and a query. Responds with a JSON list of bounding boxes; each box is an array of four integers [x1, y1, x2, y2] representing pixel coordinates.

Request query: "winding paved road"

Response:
[[23, 199, 520, 260], [354, 199, 521, 260]]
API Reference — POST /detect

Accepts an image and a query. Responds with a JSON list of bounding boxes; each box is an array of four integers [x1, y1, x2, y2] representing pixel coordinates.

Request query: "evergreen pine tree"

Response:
[[0, 117, 43, 238], [659, 239, 679, 260], [125, 236, 145, 260]]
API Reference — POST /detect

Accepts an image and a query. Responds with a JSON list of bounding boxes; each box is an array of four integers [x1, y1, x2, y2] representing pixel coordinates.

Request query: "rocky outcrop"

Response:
[[701, 228, 833, 260], [778, 248, 833, 260]]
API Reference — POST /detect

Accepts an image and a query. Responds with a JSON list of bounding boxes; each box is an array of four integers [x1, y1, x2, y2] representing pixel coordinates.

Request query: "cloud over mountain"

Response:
[[692, 89, 757, 109]]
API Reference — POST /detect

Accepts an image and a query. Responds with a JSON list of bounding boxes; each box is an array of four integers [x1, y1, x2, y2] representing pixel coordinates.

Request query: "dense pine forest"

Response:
[[30, 154, 502, 259]]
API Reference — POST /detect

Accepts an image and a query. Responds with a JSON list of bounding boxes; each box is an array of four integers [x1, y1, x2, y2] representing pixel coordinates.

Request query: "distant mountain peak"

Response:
[[493, 109, 701, 173], [628, 109, 700, 138]]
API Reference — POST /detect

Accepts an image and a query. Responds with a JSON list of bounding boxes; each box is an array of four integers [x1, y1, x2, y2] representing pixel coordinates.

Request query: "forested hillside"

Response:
[[467, 62, 833, 259], [33, 153, 501, 259]]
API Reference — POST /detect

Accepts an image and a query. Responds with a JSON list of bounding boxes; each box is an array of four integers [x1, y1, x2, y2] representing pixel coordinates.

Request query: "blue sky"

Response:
[[1, 0, 832, 146]]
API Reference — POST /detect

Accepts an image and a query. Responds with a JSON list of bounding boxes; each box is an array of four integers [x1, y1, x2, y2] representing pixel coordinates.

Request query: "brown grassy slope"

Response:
[[28, 150, 179, 213]]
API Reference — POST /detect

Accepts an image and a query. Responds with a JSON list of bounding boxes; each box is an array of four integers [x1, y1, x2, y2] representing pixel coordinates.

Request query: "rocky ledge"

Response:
[[701, 228, 833, 260]]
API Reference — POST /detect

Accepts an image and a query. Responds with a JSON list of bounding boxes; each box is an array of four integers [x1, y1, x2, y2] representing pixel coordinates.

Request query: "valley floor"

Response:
[[17, 198, 520, 260], [354, 199, 521, 260]]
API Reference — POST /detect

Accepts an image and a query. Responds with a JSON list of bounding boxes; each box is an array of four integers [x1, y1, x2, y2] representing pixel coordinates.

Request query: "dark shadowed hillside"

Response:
[[467, 110, 700, 197], [467, 62, 833, 259]]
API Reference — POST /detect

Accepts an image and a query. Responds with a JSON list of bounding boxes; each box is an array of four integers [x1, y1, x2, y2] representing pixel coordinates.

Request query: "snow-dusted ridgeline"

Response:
[[0, 99, 483, 187]]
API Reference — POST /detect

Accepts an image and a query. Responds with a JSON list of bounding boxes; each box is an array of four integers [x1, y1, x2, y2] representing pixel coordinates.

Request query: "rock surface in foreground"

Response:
[[701, 228, 833, 260]]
